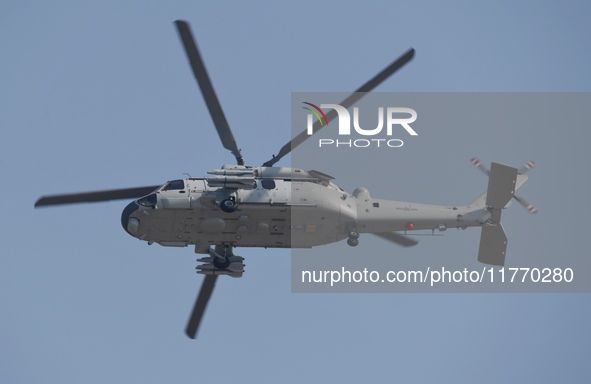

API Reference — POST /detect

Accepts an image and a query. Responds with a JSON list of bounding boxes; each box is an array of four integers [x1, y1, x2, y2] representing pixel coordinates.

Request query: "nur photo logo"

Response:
[[302, 101, 418, 148]]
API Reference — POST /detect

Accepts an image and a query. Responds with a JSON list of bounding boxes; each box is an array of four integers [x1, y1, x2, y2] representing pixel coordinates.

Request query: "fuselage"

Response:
[[121, 166, 489, 253]]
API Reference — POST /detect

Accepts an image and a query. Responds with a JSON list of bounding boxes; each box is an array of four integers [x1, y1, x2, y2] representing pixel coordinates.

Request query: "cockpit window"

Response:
[[261, 179, 276, 190], [137, 193, 157, 207], [163, 179, 185, 190]]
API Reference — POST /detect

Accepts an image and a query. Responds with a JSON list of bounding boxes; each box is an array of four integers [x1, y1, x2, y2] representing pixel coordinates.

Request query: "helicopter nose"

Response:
[[121, 201, 140, 235]]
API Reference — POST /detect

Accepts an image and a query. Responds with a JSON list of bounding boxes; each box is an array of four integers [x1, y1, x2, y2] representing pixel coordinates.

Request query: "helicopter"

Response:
[[35, 20, 537, 340]]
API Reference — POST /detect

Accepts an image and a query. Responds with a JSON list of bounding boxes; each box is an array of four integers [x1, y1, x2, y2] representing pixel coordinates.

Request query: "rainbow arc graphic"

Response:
[[302, 102, 329, 126]]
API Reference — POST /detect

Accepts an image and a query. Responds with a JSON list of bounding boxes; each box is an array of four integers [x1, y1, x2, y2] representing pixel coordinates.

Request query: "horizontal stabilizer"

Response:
[[485, 163, 518, 209], [478, 224, 508, 266]]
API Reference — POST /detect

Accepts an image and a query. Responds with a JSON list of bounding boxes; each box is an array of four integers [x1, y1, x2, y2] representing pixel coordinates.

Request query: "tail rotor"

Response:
[[471, 157, 538, 214]]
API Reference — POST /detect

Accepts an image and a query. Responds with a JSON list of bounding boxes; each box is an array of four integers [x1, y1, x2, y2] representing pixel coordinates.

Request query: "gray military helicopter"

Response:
[[35, 20, 536, 340]]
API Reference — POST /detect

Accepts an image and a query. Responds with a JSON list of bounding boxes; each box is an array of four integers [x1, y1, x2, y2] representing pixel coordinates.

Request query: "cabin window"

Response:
[[261, 179, 276, 190], [163, 179, 185, 190], [373, 202, 380, 208]]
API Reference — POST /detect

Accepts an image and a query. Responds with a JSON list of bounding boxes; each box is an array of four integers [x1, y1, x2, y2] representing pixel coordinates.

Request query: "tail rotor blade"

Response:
[[518, 160, 536, 175], [513, 194, 538, 214], [470, 157, 490, 176], [185, 275, 217, 340], [174, 20, 244, 165], [263, 48, 415, 167]]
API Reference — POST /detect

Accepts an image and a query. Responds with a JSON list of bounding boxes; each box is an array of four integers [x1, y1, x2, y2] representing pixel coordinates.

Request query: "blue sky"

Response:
[[2, 1, 590, 383]]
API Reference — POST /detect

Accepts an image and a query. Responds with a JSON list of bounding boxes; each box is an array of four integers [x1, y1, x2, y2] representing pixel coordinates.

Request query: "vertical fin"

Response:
[[485, 163, 518, 209], [478, 224, 508, 266]]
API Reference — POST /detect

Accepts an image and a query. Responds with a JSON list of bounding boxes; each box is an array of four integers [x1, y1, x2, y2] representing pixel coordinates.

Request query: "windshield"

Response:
[[137, 193, 157, 207]]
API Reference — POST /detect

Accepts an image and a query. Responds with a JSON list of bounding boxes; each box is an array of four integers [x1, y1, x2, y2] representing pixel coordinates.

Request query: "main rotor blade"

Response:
[[263, 48, 415, 167], [185, 274, 217, 339], [174, 20, 244, 165], [373, 232, 419, 247], [34, 185, 161, 207]]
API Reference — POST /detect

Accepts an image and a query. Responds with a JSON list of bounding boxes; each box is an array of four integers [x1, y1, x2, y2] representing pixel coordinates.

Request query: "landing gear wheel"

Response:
[[220, 198, 237, 213], [213, 256, 231, 269], [347, 238, 359, 247], [348, 230, 359, 239]]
